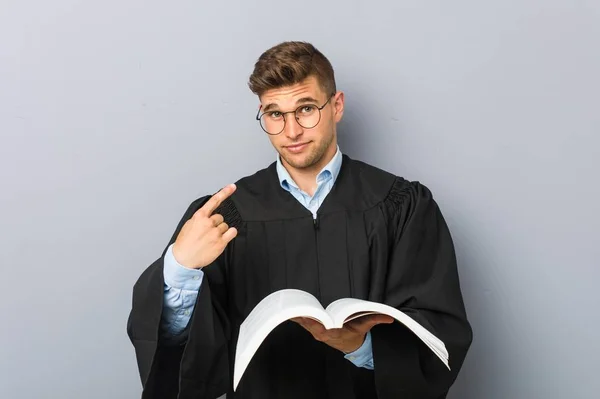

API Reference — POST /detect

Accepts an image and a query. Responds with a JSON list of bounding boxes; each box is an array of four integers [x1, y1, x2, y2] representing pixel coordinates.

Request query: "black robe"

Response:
[[127, 155, 472, 399]]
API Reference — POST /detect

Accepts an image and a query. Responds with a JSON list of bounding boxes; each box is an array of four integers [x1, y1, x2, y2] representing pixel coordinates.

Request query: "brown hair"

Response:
[[248, 41, 336, 97]]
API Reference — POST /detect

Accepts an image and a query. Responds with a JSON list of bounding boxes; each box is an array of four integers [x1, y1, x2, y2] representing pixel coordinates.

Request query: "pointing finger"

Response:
[[200, 184, 236, 216]]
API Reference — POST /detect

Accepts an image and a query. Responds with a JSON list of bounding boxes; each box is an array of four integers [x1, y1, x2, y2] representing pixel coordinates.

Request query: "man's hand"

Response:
[[172, 184, 238, 269], [292, 314, 394, 353]]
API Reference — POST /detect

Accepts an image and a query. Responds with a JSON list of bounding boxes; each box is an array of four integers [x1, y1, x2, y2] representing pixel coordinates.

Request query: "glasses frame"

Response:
[[255, 94, 335, 135]]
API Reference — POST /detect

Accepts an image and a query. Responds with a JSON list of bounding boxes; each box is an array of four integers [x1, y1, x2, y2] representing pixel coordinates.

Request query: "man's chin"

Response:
[[281, 153, 316, 170]]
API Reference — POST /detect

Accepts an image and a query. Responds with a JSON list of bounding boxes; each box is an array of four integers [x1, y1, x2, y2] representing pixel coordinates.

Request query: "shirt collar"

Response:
[[276, 145, 343, 191]]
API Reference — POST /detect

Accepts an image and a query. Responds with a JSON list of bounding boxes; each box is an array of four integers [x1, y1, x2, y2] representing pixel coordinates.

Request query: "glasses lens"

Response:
[[259, 103, 324, 134], [295, 105, 321, 129], [260, 112, 284, 135]]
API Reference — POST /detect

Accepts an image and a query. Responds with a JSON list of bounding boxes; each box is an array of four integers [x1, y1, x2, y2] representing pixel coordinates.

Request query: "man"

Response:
[[127, 41, 472, 399]]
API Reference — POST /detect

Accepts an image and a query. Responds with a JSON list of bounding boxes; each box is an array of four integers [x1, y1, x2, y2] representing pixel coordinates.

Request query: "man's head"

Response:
[[249, 42, 344, 172]]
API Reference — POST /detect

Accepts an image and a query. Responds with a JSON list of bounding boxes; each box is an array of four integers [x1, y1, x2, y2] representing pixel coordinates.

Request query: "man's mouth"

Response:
[[285, 142, 310, 153]]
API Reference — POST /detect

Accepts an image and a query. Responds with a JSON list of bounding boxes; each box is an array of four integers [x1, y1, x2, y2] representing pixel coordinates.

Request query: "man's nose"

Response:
[[283, 113, 303, 139]]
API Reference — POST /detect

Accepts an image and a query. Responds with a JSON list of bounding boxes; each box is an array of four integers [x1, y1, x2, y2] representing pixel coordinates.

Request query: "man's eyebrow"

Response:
[[262, 103, 279, 113], [295, 96, 320, 104], [262, 96, 320, 113]]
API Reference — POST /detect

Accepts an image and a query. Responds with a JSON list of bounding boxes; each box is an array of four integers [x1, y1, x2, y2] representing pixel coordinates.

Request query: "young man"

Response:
[[127, 41, 472, 399]]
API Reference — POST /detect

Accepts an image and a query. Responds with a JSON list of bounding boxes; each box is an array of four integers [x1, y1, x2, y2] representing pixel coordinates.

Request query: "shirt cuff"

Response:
[[163, 244, 204, 291], [344, 331, 374, 369]]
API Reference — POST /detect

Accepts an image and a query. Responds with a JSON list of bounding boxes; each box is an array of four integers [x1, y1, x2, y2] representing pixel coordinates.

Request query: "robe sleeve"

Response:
[[126, 195, 234, 399], [371, 180, 473, 399]]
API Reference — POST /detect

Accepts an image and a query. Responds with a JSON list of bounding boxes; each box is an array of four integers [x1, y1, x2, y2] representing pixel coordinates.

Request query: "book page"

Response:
[[325, 298, 450, 370], [234, 289, 331, 391]]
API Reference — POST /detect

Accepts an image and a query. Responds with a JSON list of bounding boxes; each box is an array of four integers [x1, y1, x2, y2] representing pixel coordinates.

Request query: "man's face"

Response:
[[259, 76, 344, 171]]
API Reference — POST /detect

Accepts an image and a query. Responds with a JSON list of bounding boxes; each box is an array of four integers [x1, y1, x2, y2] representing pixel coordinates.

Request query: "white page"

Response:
[[325, 298, 450, 370], [234, 289, 331, 391]]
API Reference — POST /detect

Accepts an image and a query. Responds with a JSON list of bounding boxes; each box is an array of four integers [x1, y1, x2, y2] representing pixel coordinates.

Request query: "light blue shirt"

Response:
[[161, 147, 375, 369]]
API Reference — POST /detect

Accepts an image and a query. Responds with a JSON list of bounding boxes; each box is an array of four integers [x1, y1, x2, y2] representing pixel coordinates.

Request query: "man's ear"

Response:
[[333, 91, 345, 122]]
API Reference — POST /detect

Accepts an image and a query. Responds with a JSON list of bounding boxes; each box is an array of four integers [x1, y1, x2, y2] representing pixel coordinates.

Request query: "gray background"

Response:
[[1, 1, 598, 398]]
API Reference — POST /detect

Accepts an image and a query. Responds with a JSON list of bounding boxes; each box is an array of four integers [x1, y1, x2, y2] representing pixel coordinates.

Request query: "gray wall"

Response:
[[1, 1, 598, 398]]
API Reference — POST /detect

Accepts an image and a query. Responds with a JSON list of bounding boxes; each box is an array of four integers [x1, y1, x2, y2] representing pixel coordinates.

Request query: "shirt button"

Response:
[[193, 275, 200, 280], [349, 356, 356, 361], [184, 310, 191, 316]]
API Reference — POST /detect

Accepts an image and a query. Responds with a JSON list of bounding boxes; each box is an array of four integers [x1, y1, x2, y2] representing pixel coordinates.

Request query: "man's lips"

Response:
[[286, 142, 309, 149], [285, 142, 310, 153]]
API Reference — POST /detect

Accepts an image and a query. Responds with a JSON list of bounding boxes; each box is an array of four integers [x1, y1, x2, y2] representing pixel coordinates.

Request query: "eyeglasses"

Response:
[[255, 95, 334, 135]]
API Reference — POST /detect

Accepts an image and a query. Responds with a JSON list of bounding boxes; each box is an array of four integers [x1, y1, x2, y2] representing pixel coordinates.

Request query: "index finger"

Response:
[[200, 183, 237, 215]]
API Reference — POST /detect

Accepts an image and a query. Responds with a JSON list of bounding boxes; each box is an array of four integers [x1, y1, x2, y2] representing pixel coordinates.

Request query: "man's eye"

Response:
[[268, 111, 282, 118], [300, 105, 316, 114]]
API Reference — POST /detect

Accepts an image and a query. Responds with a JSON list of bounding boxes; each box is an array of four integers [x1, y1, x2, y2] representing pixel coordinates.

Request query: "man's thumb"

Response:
[[370, 315, 394, 327]]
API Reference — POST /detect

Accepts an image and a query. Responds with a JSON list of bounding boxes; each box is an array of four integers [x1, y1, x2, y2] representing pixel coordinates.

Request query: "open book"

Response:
[[233, 289, 449, 391]]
